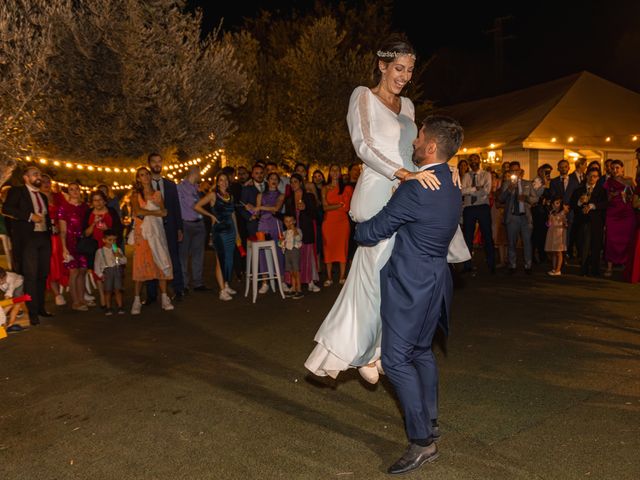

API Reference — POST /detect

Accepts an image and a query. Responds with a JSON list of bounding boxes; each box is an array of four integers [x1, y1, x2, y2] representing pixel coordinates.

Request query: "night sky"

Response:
[[189, 0, 640, 104]]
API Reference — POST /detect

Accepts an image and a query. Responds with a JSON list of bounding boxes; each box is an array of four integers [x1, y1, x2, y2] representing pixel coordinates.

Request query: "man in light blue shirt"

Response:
[[177, 166, 208, 291]]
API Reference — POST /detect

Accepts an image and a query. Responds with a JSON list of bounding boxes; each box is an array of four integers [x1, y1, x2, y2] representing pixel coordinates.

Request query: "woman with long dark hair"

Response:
[[130, 167, 174, 314], [603, 159, 637, 276], [321, 164, 353, 286], [58, 182, 88, 311], [194, 172, 240, 301], [284, 173, 319, 291], [255, 172, 285, 294]]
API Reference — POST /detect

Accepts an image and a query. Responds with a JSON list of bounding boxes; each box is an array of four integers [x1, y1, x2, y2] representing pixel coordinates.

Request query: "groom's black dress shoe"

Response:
[[387, 442, 438, 475], [38, 311, 54, 318]]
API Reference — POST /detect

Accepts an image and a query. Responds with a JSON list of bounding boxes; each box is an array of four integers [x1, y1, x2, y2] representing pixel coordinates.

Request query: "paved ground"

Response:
[[1, 255, 639, 480]]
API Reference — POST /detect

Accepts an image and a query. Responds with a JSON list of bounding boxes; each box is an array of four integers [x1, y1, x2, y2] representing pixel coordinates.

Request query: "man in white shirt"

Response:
[[460, 154, 495, 274]]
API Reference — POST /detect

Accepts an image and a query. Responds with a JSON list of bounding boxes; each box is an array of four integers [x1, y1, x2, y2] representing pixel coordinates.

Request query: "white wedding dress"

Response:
[[304, 86, 469, 378], [141, 198, 173, 278]]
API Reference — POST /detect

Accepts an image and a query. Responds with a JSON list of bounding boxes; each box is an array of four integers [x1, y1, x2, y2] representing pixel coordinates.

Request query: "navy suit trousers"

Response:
[[381, 311, 439, 442]]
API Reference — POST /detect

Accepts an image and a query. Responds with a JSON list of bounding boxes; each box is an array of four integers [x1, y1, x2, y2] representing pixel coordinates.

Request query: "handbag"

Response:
[[76, 236, 99, 256]]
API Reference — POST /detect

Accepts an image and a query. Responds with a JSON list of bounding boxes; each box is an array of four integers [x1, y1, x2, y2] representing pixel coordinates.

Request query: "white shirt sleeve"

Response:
[[460, 172, 474, 195], [477, 171, 492, 202], [347, 87, 403, 180], [94, 249, 105, 278]]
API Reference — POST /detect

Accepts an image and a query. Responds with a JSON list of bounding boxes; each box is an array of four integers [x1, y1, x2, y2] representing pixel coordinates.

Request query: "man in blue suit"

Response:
[[146, 153, 184, 303], [355, 115, 463, 475]]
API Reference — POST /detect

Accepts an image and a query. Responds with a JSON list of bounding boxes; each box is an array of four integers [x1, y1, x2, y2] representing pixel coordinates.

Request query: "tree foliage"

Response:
[[225, 0, 431, 167], [0, 0, 71, 180], [1, 0, 250, 167]]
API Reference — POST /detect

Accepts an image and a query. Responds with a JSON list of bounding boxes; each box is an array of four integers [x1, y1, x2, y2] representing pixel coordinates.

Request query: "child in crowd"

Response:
[[94, 229, 127, 315], [545, 196, 568, 276], [280, 215, 303, 299], [0, 267, 25, 333]]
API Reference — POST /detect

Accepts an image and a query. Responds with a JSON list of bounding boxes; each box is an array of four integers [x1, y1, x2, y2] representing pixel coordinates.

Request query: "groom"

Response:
[[355, 115, 463, 475]]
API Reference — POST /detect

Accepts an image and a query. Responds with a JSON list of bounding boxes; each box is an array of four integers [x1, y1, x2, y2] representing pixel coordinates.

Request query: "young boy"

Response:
[[280, 215, 303, 299], [0, 267, 25, 332], [94, 229, 127, 315]]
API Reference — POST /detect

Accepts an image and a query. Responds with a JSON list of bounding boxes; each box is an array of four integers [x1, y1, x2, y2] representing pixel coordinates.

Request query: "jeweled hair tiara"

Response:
[[376, 50, 416, 59]]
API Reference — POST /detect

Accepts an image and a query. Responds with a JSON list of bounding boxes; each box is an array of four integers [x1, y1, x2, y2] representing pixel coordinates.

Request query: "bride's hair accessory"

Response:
[[376, 50, 416, 60]]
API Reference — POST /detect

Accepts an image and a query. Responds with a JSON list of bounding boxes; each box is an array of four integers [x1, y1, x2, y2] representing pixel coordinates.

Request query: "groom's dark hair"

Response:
[[422, 115, 464, 162]]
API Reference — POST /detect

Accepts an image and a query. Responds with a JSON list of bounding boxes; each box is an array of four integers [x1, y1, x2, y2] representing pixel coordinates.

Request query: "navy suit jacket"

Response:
[[161, 177, 183, 239], [550, 175, 580, 205], [355, 163, 461, 339], [239, 184, 261, 236]]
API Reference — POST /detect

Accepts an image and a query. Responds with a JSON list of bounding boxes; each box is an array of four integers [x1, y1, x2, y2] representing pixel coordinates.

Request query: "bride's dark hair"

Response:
[[372, 34, 416, 84]]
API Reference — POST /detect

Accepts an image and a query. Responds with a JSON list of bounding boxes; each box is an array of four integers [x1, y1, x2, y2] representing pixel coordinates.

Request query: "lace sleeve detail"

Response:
[[347, 87, 402, 180]]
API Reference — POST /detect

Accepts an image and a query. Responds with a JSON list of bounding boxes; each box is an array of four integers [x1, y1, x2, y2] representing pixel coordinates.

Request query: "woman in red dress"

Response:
[[624, 184, 640, 283], [40, 175, 69, 306], [59, 183, 90, 311], [603, 160, 636, 277], [321, 164, 353, 286], [83, 190, 123, 307]]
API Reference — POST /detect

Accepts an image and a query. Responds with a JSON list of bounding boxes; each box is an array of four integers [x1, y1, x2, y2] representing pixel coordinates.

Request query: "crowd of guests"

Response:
[[0, 154, 364, 333], [1, 148, 638, 335], [457, 148, 640, 282]]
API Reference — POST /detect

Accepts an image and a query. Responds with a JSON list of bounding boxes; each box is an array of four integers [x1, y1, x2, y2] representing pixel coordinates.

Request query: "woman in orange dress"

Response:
[[130, 167, 174, 314], [321, 164, 353, 286]]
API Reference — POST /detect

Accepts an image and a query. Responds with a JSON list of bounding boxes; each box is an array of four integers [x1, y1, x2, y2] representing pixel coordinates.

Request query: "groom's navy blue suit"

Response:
[[355, 163, 461, 442]]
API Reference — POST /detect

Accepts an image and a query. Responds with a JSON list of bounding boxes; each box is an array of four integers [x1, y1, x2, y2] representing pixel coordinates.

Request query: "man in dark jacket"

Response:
[[1, 167, 52, 324], [570, 167, 607, 276]]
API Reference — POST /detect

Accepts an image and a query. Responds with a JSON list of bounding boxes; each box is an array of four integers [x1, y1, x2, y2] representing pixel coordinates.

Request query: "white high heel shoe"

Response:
[[358, 364, 379, 384]]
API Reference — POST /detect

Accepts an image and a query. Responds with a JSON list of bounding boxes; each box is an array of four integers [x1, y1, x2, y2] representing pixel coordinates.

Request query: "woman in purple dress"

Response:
[[58, 182, 90, 311], [603, 159, 637, 277], [256, 172, 285, 294]]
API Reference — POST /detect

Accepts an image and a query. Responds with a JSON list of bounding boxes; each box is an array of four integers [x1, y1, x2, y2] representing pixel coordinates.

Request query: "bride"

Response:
[[305, 36, 469, 383]]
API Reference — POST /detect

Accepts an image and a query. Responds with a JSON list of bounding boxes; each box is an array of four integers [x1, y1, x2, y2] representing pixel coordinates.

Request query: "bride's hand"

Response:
[[450, 166, 461, 188], [406, 170, 441, 191]]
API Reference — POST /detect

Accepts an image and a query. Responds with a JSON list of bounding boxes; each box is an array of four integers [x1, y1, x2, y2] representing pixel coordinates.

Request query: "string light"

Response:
[[23, 149, 224, 191], [19, 151, 222, 175], [568, 136, 574, 142], [551, 137, 557, 143]]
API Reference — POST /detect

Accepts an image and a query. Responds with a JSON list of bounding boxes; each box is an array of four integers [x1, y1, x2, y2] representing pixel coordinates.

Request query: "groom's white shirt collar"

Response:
[[418, 162, 445, 171]]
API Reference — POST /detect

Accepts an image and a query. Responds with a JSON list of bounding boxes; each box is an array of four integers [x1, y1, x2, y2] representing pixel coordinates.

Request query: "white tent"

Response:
[[441, 71, 640, 178]]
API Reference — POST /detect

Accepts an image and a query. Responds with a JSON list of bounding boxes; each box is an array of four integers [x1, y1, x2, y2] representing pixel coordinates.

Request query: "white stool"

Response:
[[244, 240, 285, 303], [0, 234, 12, 270]]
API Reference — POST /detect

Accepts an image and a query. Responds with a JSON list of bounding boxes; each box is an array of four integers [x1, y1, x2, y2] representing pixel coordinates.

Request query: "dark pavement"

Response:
[[1, 258, 639, 479]]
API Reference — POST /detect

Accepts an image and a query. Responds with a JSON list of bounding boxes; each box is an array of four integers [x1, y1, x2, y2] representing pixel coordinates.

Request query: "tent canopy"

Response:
[[439, 71, 640, 153]]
